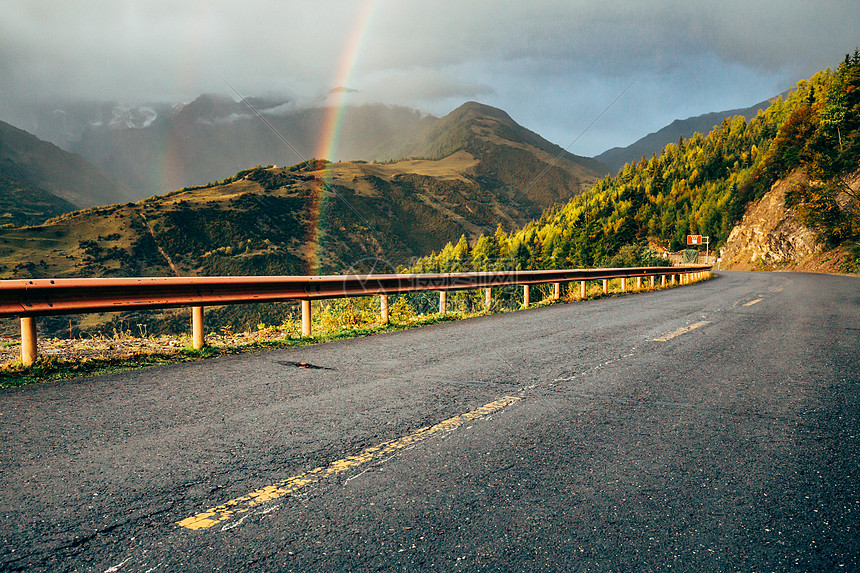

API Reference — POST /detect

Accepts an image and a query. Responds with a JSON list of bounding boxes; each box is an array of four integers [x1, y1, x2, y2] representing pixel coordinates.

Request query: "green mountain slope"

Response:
[[593, 98, 778, 174], [0, 120, 135, 211], [0, 166, 78, 227], [0, 153, 581, 280]]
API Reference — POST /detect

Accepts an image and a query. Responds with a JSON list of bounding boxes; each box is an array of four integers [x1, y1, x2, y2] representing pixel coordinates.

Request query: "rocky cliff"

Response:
[[722, 171, 856, 272]]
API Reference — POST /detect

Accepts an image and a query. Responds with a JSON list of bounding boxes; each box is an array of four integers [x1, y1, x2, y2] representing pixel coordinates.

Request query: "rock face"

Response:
[[722, 172, 822, 269]]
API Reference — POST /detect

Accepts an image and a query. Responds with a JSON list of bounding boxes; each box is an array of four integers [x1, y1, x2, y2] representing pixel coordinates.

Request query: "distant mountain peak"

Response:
[[449, 101, 514, 122], [374, 100, 608, 178], [175, 93, 244, 122]]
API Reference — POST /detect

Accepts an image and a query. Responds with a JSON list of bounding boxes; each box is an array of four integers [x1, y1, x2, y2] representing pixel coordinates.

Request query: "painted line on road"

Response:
[[744, 298, 763, 307], [176, 395, 521, 531], [652, 321, 711, 342]]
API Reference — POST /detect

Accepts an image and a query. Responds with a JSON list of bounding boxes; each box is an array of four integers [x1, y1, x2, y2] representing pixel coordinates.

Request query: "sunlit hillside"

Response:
[[413, 54, 860, 274]]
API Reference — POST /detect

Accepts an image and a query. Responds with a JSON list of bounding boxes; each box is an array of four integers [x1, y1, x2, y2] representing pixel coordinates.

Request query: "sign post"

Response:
[[687, 235, 710, 263]]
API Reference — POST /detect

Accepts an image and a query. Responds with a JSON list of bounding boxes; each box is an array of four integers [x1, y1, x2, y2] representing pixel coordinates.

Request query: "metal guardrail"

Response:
[[1, 265, 712, 366]]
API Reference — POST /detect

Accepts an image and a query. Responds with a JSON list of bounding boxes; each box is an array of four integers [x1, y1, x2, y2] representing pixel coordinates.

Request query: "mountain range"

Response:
[[0, 101, 605, 278], [8, 92, 768, 202], [12, 95, 433, 199], [0, 89, 814, 251]]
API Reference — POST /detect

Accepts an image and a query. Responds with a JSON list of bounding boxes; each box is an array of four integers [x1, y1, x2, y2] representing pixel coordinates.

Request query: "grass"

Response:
[[0, 273, 712, 388]]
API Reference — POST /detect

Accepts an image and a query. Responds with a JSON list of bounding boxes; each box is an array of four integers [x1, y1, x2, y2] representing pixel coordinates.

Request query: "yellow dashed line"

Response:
[[177, 395, 521, 531], [652, 320, 711, 342], [744, 298, 763, 307]]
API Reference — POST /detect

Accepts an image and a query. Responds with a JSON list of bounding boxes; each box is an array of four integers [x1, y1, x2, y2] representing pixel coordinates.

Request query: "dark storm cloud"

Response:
[[2, 0, 857, 154]]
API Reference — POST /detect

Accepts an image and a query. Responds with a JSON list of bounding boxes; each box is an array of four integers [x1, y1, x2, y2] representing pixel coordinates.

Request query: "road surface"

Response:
[[1, 271, 858, 571]]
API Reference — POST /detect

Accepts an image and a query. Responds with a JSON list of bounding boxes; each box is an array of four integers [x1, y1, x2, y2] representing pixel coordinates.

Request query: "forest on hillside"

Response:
[[412, 52, 860, 274]]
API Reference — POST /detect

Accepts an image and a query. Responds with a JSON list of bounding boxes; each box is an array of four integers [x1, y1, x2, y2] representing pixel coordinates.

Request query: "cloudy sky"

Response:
[[2, 0, 858, 156]]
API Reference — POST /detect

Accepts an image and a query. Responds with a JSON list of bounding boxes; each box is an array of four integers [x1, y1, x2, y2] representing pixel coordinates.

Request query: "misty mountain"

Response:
[[30, 95, 428, 199], [593, 98, 777, 173], [0, 120, 135, 223], [8, 95, 608, 202]]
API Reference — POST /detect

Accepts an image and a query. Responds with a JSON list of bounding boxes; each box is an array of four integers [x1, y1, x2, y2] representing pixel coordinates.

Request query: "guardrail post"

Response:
[[484, 288, 492, 311], [651, 276, 656, 288], [439, 291, 447, 314], [301, 300, 312, 336], [580, 280, 586, 299], [671, 275, 676, 285], [602, 279, 608, 294], [621, 277, 627, 292], [380, 295, 389, 324], [553, 282, 560, 300], [636, 277, 642, 290], [21, 317, 37, 367], [523, 285, 530, 308], [192, 306, 205, 349], [662, 275, 666, 286]]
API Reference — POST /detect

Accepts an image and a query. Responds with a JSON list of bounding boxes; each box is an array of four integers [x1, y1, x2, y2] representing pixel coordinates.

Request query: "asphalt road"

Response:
[[1, 271, 858, 572]]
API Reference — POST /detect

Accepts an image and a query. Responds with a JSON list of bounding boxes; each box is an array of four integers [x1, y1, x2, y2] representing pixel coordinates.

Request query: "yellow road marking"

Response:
[[177, 395, 521, 531], [652, 321, 711, 342], [744, 298, 763, 307]]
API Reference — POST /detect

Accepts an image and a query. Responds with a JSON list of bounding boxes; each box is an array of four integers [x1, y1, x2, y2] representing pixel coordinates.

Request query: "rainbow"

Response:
[[307, 0, 378, 273]]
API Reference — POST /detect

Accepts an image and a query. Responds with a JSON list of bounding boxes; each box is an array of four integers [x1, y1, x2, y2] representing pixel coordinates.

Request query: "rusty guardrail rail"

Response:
[[0, 265, 712, 366]]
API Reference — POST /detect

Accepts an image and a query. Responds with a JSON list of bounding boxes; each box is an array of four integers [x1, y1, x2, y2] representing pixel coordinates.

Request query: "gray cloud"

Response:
[[2, 0, 858, 155], [359, 68, 494, 109]]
